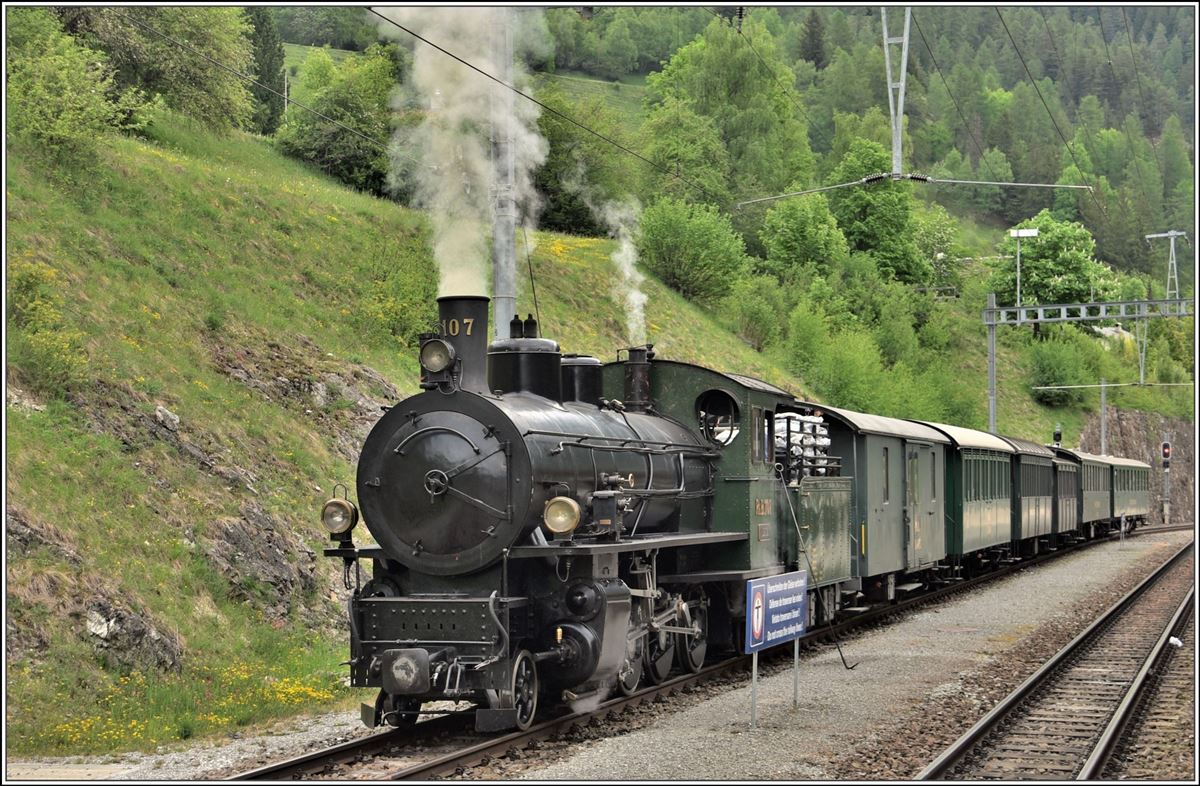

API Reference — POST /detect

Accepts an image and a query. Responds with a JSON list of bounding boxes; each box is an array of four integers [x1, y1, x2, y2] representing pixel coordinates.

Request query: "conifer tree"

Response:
[[799, 10, 828, 68], [247, 7, 285, 135]]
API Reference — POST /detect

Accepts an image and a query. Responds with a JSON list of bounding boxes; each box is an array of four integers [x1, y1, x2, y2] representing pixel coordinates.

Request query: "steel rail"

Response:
[[387, 661, 731, 780], [233, 529, 1186, 780], [1077, 585, 1194, 779], [916, 541, 1193, 780], [227, 713, 469, 780]]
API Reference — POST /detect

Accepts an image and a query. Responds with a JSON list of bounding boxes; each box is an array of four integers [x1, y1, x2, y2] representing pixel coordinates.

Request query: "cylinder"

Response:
[[561, 355, 603, 406], [488, 337, 562, 400], [624, 345, 653, 413], [437, 296, 489, 394]]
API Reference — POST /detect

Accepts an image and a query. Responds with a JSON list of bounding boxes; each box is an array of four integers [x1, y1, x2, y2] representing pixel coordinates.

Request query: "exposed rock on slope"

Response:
[[1079, 407, 1194, 525], [209, 328, 400, 462], [208, 502, 318, 624]]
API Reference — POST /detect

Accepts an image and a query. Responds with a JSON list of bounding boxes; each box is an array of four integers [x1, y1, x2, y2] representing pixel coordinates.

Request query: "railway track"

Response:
[[231, 529, 1186, 781], [917, 542, 1193, 781], [1101, 614, 1195, 779]]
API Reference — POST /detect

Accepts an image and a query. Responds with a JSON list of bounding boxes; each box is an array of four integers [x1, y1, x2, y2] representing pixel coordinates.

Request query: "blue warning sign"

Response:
[[743, 570, 808, 654]]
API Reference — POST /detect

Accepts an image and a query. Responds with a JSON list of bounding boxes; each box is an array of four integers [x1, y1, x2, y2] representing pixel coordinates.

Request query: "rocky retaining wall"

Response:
[[1078, 408, 1194, 525]]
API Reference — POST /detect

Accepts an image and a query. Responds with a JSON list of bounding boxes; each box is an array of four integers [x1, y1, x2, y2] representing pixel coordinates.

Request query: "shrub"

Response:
[[1029, 338, 1088, 406], [5, 8, 150, 164], [760, 193, 848, 279], [785, 297, 829, 380], [6, 255, 88, 396], [722, 275, 787, 351], [636, 198, 747, 305], [818, 328, 886, 412], [276, 46, 394, 195]]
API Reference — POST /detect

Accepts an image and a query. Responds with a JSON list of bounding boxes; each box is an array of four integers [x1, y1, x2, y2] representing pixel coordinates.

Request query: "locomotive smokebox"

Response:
[[437, 296, 489, 393], [624, 345, 654, 413]]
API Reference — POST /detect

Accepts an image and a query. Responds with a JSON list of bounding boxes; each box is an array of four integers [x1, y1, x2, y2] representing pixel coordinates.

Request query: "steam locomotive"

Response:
[[321, 295, 1150, 732]]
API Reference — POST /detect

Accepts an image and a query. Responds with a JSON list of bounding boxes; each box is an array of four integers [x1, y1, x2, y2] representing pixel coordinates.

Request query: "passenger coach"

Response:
[[1001, 437, 1055, 554], [812, 406, 948, 599], [912, 422, 1014, 566]]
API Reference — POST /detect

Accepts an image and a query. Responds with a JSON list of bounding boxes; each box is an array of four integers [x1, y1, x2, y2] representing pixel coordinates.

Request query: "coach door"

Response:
[[906, 443, 936, 570]]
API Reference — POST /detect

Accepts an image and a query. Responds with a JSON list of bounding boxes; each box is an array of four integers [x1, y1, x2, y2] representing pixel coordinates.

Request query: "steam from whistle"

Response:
[[375, 7, 549, 296], [596, 199, 648, 346], [568, 161, 647, 345]]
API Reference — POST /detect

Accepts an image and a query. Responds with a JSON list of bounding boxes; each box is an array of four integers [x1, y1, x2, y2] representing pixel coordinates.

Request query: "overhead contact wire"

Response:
[[912, 12, 1001, 184], [1096, 8, 1154, 235], [1120, 8, 1165, 178], [994, 8, 1110, 222]]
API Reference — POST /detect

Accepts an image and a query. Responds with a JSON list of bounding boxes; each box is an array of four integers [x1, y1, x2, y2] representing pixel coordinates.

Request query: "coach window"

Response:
[[883, 447, 890, 503], [930, 453, 936, 499]]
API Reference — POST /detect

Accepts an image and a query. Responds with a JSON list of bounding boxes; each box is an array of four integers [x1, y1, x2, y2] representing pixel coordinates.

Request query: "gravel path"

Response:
[[6, 531, 1191, 781], [508, 531, 1193, 781]]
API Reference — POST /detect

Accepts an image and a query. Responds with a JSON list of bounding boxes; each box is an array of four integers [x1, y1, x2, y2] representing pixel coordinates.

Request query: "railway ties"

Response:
[[232, 529, 1186, 781], [1102, 614, 1195, 779], [919, 542, 1194, 781]]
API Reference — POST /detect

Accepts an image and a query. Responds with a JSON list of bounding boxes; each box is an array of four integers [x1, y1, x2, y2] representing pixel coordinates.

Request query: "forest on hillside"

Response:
[[7, 5, 1195, 425], [267, 6, 1195, 281]]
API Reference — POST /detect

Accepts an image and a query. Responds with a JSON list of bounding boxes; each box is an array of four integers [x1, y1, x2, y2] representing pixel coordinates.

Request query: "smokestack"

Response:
[[437, 296, 489, 393], [624, 345, 654, 413]]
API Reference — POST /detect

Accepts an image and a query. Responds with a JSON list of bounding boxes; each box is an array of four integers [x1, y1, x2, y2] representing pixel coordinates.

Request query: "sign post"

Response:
[[744, 570, 808, 728]]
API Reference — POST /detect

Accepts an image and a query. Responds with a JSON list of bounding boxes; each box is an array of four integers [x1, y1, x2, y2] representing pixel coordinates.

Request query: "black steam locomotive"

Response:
[[322, 295, 1150, 732]]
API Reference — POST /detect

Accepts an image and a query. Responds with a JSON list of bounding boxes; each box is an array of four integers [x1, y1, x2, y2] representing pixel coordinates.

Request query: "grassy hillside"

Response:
[[535, 71, 647, 136], [283, 42, 356, 73], [4, 111, 1190, 756], [3, 113, 803, 755]]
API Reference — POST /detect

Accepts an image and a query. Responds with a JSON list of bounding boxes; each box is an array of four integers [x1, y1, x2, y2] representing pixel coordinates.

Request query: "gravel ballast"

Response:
[[513, 531, 1192, 781]]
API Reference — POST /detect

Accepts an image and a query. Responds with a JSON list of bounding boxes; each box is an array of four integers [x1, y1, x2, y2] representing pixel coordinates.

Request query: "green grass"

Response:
[[535, 71, 647, 137], [283, 42, 356, 74], [4, 113, 432, 754]]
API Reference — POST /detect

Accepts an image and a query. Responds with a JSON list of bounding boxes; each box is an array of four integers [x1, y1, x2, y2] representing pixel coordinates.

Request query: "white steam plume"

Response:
[[567, 163, 648, 346], [374, 7, 549, 296], [595, 199, 648, 347]]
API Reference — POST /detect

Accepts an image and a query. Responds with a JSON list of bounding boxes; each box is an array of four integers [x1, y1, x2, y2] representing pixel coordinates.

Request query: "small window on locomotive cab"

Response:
[[751, 406, 762, 462], [763, 410, 774, 465], [696, 390, 741, 447]]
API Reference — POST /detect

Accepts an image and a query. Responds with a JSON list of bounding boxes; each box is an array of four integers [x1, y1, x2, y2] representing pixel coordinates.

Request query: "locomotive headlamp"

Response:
[[543, 496, 581, 535], [322, 498, 359, 534], [419, 338, 455, 374]]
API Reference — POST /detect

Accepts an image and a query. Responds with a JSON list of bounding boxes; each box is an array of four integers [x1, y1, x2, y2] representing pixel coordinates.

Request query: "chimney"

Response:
[[436, 296, 489, 393]]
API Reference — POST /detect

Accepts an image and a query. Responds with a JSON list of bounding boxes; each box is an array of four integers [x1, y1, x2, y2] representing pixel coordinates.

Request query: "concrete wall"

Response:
[[1078, 408, 1194, 525]]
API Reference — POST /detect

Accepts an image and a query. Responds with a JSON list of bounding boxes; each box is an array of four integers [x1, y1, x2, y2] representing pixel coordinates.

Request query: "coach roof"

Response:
[[912, 421, 1015, 453], [808, 404, 950, 444]]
